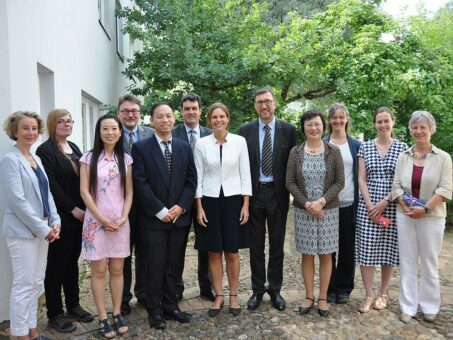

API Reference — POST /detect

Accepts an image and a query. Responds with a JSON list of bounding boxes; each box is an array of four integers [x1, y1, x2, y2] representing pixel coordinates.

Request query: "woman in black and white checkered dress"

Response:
[[356, 107, 407, 313]]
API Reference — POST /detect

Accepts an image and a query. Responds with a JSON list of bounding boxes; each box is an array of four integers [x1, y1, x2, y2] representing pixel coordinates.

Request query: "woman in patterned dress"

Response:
[[356, 107, 407, 313], [286, 110, 344, 317], [80, 114, 133, 339]]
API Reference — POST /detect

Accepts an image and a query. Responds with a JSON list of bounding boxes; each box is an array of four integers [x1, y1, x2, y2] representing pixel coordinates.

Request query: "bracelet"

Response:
[[319, 198, 326, 207], [122, 217, 126, 223]]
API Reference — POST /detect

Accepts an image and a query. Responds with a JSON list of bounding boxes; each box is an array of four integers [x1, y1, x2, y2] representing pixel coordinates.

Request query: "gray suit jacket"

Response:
[[123, 125, 155, 155], [238, 118, 296, 211], [1, 146, 60, 239], [172, 123, 212, 143]]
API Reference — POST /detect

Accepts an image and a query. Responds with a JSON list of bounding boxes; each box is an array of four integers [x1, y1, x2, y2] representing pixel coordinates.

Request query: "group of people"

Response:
[[1, 88, 451, 340]]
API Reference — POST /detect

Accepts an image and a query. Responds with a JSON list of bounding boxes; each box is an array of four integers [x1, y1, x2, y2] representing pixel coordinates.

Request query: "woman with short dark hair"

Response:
[[286, 110, 345, 317]]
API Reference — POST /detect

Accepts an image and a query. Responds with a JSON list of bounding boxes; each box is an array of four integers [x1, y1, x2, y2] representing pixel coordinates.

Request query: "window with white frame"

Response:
[[81, 93, 102, 152], [98, 0, 112, 39], [116, 0, 124, 61]]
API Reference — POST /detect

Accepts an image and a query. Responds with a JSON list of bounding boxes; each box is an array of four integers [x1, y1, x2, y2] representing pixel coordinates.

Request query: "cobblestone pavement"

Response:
[[2, 211, 452, 339]]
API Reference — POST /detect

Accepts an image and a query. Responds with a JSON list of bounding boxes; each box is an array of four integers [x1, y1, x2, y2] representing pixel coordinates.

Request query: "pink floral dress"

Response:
[[80, 151, 132, 260]]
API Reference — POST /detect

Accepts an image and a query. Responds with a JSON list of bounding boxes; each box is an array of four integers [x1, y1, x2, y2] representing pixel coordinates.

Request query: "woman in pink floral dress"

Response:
[[80, 114, 133, 339]]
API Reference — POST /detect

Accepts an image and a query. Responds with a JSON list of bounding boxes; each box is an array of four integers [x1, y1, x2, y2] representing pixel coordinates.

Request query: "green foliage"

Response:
[[119, 0, 453, 152]]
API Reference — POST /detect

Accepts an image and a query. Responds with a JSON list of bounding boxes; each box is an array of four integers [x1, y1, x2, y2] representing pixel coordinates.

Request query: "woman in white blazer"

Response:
[[194, 103, 252, 318], [1, 111, 60, 340]]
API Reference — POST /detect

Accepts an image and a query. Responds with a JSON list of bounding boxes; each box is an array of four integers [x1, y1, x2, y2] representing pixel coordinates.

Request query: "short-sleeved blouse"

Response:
[[80, 151, 132, 260]]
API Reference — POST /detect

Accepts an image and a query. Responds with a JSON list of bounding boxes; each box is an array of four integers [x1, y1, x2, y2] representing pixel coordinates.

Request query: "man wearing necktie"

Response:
[[238, 88, 296, 311], [132, 103, 196, 330], [172, 93, 215, 302], [117, 94, 154, 316]]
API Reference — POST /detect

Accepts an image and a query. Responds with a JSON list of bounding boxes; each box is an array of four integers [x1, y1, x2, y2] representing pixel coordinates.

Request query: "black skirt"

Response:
[[194, 191, 249, 253]]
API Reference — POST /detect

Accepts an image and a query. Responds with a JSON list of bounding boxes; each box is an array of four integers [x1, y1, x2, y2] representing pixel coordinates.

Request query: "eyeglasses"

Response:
[[120, 109, 140, 115], [57, 119, 74, 125], [255, 99, 274, 107]]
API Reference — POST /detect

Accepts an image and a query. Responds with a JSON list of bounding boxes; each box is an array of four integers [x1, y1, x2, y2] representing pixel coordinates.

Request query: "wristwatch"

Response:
[[424, 206, 431, 214]]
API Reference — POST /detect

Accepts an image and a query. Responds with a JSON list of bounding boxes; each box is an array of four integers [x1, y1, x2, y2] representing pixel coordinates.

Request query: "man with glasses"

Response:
[[238, 88, 296, 311], [117, 94, 154, 315], [172, 93, 215, 302]]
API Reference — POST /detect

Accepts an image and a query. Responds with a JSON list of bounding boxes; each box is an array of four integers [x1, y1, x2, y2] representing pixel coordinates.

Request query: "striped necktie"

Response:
[[262, 125, 272, 176]]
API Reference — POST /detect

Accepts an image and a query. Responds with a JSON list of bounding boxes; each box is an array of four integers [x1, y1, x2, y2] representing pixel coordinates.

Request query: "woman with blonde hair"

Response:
[[1, 111, 60, 340], [37, 109, 93, 333]]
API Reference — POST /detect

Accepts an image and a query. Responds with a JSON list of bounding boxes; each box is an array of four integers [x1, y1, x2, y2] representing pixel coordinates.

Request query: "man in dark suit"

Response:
[[132, 103, 197, 330], [238, 88, 296, 311], [117, 94, 154, 315], [172, 93, 215, 302]]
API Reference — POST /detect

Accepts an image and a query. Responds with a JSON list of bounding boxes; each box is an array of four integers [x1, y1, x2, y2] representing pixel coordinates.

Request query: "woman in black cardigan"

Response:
[[37, 109, 93, 333]]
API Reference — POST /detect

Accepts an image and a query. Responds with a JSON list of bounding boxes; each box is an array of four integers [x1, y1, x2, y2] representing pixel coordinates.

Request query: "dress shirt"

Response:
[[123, 125, 138, 144], [194, 133, 252, 198], [154, 134, 173, 220], [392, 144, 452, 217], [258, 117, 275, 182]]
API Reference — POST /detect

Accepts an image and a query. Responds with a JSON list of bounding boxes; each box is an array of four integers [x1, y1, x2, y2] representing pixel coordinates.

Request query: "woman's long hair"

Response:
[[88, 114, 126, 202]]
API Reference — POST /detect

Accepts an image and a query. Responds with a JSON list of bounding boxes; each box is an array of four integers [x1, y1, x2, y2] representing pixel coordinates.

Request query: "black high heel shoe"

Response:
[[208, 294, 224, 317], [317, 298, 330, 317], [298, 297, 314, 315], [228, 294, 241, 316]]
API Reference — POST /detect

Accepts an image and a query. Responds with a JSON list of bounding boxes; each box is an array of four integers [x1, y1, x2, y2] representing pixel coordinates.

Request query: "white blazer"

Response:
[[1, 146, 60, 239], [194, 133, 252, 198]]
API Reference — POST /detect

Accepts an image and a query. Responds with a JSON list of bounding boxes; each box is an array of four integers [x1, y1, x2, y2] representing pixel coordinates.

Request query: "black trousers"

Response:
[[140, 226, 188, 316], [328, 205, 356, 296], [122, 224, 146, 304], [175, 212, 211, 296], [248, 185, 288, 294], [44, 226, 82, 319]]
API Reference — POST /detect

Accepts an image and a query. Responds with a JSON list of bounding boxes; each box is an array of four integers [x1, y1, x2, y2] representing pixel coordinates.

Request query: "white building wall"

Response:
[[0, 0, 136, 322]]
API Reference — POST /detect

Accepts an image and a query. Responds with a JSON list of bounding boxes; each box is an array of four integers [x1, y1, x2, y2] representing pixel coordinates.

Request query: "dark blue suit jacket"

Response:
[[131, 135, 197, 230]]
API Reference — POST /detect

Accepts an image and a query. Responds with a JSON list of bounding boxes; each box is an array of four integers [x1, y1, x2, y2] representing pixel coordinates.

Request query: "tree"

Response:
[[119, 0, 452, 150], [119, 0, 280, 129]]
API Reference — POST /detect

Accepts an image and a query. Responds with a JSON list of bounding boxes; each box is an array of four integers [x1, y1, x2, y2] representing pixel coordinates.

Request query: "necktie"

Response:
[[262, 125, 272, 176], [162, 141, 172, 175], [128, 130, 134, 150], [188, 129, 196, 151]]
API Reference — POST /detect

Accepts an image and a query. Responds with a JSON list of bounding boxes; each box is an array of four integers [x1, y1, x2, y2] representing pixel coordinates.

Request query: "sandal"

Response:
[[373, 295, 388, 310], [112, 314, 128, 335], [357, 296, 374, 313], [99, 318, 116, 339]]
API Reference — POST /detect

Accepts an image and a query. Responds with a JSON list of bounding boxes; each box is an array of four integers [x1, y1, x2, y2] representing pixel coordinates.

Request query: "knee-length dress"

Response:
[[294, 152, 339, 255], [355, 140, 407, 266], [80, 151, 132, 261]]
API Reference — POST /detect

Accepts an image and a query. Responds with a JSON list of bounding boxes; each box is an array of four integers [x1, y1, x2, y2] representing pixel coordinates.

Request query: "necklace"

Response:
[[411, 145, 432, 161], [375, 139, 393, 150], [305, 142, 323, 154]]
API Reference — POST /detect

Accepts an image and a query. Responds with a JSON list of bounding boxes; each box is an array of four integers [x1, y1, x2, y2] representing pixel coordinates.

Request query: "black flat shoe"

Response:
[[208, 294, 224, 317], [228, 294, 241, 316], [149, 314, 166, 330], [298, 297, 314, 315], [335, 294, 349, 304], [327, 293, 336, 303], [268, 291, 286, 311], [68, 305, 94, 323], [163, 309, 192, 323], [48, 313, 76, 333], [317, 298, 330, 317], [247, 293, 263, 310]]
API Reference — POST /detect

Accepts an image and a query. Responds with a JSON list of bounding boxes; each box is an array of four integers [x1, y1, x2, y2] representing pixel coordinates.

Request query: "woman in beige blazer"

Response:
[[392, 111, 452, 324]]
